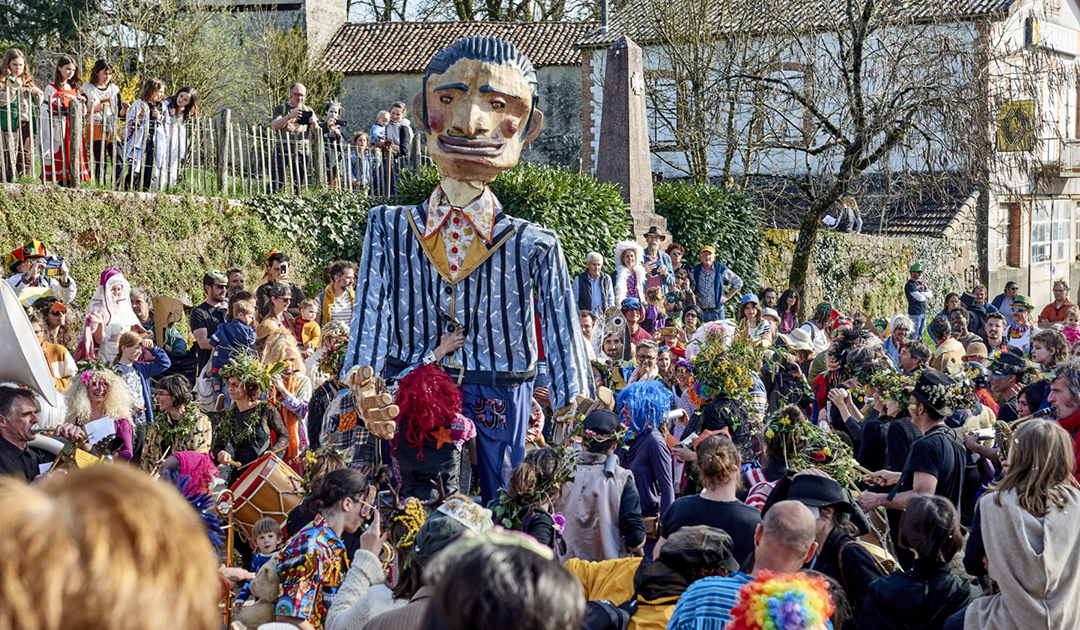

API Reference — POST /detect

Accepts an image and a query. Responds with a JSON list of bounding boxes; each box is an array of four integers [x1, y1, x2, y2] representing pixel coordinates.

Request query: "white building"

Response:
[[578, 0, 1080, 307]]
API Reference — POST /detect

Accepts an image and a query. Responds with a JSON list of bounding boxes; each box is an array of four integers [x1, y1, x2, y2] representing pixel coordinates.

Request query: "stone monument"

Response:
[[595, 35, 668, 239]]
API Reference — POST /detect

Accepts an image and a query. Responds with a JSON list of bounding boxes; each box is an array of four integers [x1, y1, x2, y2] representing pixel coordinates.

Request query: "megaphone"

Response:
[[0, 281, 62, 407]]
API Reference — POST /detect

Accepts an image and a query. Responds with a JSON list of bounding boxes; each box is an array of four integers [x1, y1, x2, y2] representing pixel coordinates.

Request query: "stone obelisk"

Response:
[[595, 35, 667, 239]]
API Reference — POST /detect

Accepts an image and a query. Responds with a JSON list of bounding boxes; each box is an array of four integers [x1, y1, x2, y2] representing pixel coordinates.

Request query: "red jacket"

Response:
[[1057, 408, 1080, 482]]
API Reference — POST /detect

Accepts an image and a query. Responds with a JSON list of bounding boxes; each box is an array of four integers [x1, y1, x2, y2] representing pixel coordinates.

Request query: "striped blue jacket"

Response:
[[344, 195, 593, 410]]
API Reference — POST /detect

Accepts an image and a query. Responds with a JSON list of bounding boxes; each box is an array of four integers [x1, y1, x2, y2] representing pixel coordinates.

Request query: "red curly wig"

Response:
[[394, 365, 462, 456]]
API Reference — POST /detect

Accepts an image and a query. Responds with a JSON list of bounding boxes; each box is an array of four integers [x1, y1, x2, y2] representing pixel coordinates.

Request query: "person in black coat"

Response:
[[859, 495, 979, 630], [778, 473, 887, 630]]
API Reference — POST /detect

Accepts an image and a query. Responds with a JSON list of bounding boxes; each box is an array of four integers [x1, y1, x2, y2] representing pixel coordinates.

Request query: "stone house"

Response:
[[198, 0, 347, 55], [577, 0, 1080, 309], [321, 20, 597, 168]]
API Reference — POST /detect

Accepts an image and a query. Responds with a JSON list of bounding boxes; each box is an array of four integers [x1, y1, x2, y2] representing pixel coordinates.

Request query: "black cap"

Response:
[[787, 475, 853, 511], [988, 351, 1032, 377], [643, 226, 666, 239], [786, 475, 871, 536], [911, 368, 955, 417], [583, 409, 621, 435], [659, 525, 740, 574]]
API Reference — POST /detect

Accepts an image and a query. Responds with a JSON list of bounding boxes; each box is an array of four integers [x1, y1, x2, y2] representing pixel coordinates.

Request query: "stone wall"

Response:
[[337, 65, 584, 169], [757, 224, 977, 320]]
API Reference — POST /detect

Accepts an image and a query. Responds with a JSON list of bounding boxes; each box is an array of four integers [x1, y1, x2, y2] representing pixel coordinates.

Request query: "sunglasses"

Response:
[[659, 345, 671, 352], [1011, 307, 1027, 313]]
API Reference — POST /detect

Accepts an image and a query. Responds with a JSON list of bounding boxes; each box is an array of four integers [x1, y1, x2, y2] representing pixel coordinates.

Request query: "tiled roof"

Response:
[[323, 21, 598, 74], [577, 0, 1016, 47], [742, 172, 978, 237]]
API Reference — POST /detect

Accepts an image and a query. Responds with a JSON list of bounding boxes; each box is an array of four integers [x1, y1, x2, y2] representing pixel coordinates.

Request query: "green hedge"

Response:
[[0, 186, 301, 313], [243, 189, 370, 292], [654, 181, 762, 291]]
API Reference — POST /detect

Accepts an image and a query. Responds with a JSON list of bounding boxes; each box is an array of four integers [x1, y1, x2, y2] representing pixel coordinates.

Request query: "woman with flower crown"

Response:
[[213, 356, 288, 484], [64, 366, 136, 460]]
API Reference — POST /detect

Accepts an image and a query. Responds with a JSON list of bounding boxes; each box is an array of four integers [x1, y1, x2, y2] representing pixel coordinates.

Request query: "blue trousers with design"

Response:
[[460, 381, 536, 507]]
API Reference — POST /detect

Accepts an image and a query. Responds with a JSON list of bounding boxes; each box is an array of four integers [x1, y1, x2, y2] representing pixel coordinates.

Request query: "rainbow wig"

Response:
[[728, 571, 835, 630], [394, 365, 462, 457], [616, 381, 675, 435]]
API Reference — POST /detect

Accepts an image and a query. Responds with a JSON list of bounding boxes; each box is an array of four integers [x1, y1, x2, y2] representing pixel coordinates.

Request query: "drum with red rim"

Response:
[[229, 452, 305, 540]]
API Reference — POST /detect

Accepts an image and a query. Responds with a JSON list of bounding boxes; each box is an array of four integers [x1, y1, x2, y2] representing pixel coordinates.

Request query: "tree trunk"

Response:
[[788, 185, 848, 318], [787, 201, 823, 316]]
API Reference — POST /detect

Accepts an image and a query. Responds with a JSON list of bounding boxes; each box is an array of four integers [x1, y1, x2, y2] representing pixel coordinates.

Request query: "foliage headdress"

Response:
[[688, 326, 767, 406], [218, 355, 288, 395], [762, 408, 859, 487]]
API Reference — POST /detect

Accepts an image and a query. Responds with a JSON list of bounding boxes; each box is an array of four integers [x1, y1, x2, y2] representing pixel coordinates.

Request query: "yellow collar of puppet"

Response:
[[422, 185, 496, 245]]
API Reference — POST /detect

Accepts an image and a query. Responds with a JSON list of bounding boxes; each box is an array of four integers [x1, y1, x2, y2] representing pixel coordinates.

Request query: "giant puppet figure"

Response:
[[343, 36, 593, 503]]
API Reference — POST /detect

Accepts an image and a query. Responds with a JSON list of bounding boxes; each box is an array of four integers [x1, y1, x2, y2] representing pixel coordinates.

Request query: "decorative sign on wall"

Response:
[[997, 100, 1035, 152]]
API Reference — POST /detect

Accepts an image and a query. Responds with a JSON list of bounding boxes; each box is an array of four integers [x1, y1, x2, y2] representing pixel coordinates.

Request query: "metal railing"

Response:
[[0, 93, 423, 198]]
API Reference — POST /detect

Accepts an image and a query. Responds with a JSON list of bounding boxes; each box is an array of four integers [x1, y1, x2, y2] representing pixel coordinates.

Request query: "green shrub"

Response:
[[391, 163, 633, 276], [0, 186, 300, 314], [654, 181, 762, 290], [243, 189, 370, 289]]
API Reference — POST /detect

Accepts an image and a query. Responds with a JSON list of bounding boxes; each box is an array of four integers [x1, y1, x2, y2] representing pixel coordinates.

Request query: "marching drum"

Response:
[[229, 452, 305, 540]]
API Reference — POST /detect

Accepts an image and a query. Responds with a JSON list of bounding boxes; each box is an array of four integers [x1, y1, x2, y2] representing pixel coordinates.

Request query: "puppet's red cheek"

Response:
[[428, 110, 445, 132]]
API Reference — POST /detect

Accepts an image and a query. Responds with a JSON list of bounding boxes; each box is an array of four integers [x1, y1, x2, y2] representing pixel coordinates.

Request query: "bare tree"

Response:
[[73, 0, 251, 116], [643, 0, 783, 183], [734, 0, 1060, 299]]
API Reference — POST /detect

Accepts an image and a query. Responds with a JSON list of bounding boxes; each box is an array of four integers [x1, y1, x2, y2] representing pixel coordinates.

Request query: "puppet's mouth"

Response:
[[437, 136, 506, 157]]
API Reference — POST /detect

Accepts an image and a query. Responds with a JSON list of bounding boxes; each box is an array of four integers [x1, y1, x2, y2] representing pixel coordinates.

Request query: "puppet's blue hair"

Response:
[[616, 381, 675, 435]]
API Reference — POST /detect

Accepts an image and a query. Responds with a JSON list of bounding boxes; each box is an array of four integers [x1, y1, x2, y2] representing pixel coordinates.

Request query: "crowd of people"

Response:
[[3, 226, 1079, 630], [4, 33, 1080, 630], [1, 48, 415, 194]]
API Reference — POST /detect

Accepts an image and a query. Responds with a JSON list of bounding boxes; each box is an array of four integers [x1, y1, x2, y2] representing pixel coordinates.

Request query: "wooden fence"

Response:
[[0, 96, 419, 197]]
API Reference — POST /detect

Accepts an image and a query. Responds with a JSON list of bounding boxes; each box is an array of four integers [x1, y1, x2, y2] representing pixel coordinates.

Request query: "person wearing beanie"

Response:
[[554, 409, 645, 561]]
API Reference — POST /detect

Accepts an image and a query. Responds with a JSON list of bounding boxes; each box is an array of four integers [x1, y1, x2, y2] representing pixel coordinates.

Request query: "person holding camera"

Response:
[[642, 226, 674, 293], [255, 250, 305, 320], [270, 83, 318, 193], [4, 239, 75, 304], [319, 100, 347, 188]]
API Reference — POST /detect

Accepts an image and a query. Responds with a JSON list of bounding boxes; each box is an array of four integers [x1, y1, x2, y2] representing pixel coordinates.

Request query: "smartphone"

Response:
[[679, 432, 699, 447], [296, 110, 313, 126], [376, 489, 396, 522], [279, 261, 288, 275]]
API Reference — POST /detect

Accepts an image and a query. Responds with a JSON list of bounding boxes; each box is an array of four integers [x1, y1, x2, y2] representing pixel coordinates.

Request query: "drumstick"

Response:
[[229, 445, 289, 473]]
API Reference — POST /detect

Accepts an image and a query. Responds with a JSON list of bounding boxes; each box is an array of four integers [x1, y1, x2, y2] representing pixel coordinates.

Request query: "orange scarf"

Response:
[[270, 373, 302, 462]]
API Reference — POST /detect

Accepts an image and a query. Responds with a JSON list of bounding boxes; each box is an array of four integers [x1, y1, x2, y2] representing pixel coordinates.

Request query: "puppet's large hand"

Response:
[[348, 366, 398, 440]]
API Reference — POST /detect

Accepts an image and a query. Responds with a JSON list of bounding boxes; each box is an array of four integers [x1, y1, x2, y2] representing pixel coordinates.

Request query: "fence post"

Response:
[[313, 129, 325, 190], [68, 101, 84, 189], [217, 109, 232, 195]]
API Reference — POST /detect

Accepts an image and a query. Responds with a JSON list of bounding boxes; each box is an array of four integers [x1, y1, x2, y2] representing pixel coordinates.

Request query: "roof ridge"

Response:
[[324, 20, 598, 74]]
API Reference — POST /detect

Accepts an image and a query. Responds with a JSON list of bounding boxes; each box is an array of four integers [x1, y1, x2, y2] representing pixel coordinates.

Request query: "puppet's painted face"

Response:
[[416, 57, 543, 183]]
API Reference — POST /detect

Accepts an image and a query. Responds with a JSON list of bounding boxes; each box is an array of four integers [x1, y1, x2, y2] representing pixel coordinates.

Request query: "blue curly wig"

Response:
[[616, 381, 675, 435]]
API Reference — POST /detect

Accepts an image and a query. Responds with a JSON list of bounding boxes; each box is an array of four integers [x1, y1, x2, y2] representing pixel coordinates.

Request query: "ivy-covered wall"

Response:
[[0, 185, 303, 315], [758, 228, 971, 319]]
